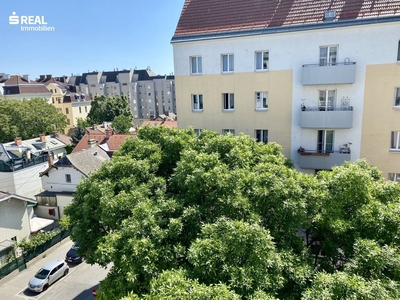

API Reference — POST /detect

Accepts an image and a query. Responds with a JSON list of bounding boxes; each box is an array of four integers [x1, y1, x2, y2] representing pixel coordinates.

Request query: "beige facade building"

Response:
[[172, 0, 400, 181]]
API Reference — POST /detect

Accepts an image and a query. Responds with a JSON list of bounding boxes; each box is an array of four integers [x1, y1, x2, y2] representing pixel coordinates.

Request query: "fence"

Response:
[[0, 228, 71, 280]]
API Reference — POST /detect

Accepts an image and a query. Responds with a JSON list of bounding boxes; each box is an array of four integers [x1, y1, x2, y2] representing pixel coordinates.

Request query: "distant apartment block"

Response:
[[66, 69, 176, 120], [0, 74, 52, 101]]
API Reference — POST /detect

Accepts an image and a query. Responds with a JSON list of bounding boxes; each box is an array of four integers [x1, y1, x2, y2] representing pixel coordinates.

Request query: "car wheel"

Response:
[[64, 269, 69, 276], [43, 284, 49, 291]]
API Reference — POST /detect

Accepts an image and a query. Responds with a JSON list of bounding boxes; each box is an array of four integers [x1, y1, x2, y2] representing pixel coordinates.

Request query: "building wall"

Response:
[[361, 63, 400, 179], [0, 163, 48, 198], [173, 19, 400, 174], [41, 167, 84, 192], [0, 199, 31, 242], [175, 70, 292, 157], [57, 194, 74, 218]]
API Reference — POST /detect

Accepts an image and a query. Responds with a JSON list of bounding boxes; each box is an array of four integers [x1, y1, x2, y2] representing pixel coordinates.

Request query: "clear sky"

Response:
[[1, 0, 185, 80]]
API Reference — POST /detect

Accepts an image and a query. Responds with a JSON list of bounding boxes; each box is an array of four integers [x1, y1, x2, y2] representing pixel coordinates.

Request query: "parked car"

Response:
[[28, 259, 69, 292], [65, 243, 82, 263]]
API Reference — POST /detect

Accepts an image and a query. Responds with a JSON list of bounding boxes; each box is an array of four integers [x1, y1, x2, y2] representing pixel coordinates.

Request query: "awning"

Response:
[[30, 217, 54, 233]]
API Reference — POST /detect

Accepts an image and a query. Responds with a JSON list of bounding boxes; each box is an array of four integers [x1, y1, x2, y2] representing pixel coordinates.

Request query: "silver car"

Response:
[[28, 259, 69, 292]]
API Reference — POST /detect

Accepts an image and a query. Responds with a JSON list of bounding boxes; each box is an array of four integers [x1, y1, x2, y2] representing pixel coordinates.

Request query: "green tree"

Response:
[[0, 98, 68, 143], [112, 114, 133, 134], [87, 95, 132, 125], [71, 117, 89, 146], [65, 127, 400, 300]]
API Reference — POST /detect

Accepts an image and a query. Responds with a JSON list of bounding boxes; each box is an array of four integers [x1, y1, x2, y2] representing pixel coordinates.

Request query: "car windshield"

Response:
[[35, 268, 50, 279], [71, 243, 80, 250]]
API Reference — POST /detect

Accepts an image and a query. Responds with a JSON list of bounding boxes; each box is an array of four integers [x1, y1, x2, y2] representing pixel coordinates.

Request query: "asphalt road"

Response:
[[0, 238, 110, 300]]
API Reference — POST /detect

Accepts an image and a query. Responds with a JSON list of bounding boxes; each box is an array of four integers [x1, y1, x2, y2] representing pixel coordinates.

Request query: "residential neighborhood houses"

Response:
[[1, 0, 400, 292]]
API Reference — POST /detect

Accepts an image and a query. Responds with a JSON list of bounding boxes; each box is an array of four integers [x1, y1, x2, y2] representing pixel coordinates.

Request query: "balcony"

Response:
[[298, 149, 351, 170], [300, 107, 353, 129], [301, 62, 356, 85]]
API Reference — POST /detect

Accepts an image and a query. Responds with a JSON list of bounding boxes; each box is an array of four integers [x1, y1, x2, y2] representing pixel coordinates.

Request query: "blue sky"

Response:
[[1, 0, 185, 80]]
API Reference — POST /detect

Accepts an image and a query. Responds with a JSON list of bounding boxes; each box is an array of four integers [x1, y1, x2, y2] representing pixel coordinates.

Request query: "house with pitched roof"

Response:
[[0, 74, 52, 101], [172, 0, 400, 180], [0, 134, 67, 198], [36, 146, 110, 220]]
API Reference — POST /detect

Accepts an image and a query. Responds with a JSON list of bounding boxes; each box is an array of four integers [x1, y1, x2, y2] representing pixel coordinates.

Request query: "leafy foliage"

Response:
[[0, 98, 68, 143], [66, 127, 400, 300], [71, 117, 89, 146], [112, 114, 134, 134], [87, 95, 132, 125], [17, 230, 60, 252]]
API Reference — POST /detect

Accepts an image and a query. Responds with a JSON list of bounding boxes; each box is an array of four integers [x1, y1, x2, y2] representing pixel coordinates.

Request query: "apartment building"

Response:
[[0, 74, 52, 101], [37, 75, 92, 133], [69, 69, 176, 120], [171, 0, 400, 180]]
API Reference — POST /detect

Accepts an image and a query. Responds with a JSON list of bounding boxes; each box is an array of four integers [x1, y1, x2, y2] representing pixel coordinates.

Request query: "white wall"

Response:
[[41, 167, 84, 192], [0, 199, 31, 242]]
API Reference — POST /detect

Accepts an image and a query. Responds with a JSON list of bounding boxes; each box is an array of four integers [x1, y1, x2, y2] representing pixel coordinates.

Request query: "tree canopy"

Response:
[[0, 98, 68, 143], [66, 126, 400, 300], [87, 94, 132, 125], [112, 114, 134, 134]]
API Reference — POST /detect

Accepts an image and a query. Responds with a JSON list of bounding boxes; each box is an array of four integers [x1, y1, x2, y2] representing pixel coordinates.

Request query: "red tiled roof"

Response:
[[141, 120, 178, 128], [72, 133, 106, 153], [174, 0, 400, 37], [106, 134, 133, 151]]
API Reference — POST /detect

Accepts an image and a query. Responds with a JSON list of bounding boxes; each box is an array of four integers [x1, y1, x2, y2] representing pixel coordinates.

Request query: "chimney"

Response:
[[22, 74, 30, 82], [47, 152, 54, 166], [39, 134, 46, 142], [88, 139, 96, 149], [14, 137, 22, 146], [105, 129, 113, 139], [46, 74, 52, 80]]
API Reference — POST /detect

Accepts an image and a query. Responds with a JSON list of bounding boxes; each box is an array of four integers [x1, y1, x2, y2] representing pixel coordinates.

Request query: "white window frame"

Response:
[[222, 54, 234, 73], [222, 93, 234, 111], [255, 51, 269, 71], [320, 45, 337, 66], [191, 56, 202, 74], [192, 94, 203, 112], [394, 88, 400, 107], [255, 130, 268, 143], [222, 129, 235, 135], [317, 130, 334, 153], [255, 92, 268, 110], [389, 173, 400, 183], [194, 129, 202, 136], [319, 90, 336, 111], [391, 131, 400, 151]]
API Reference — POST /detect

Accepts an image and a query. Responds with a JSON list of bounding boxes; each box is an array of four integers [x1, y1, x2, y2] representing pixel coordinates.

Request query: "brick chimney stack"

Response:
[[39, 134, 46, 142], [88, 139, 96, 149], [47, 152, 54, 166], [14, 137, 22, 146]]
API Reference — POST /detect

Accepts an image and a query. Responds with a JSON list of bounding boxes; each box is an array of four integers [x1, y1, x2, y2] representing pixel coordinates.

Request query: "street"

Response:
[[0, 238, 109, 300]]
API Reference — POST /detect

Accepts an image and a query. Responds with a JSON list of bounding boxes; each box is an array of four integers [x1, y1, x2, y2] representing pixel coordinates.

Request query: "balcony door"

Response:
[[320, 46, 337, 66], [317, 130, 334, 153], [319, 90, 336, 111]]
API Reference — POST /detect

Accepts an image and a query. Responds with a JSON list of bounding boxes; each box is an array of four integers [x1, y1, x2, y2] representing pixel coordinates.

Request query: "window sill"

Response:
[[255, 108, 268, 111], [190, 73, 202, 76], [255, 69, 269, 72], [222, 109, 235, 112], [389, 149, 400, 153], [393, 106, 400, 110], [221, 71, 234, 74], [192, 109, 203, 113]]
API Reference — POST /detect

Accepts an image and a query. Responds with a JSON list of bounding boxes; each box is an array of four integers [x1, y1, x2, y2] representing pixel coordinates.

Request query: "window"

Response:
[[67, 119, 70, 125], [255, 130, 268, 143], [79, 107, 82, 113], [398, 41, 400, 61], [57, 108, 62, 112], [90, 84, 95, 87], [391, 131, 400, 150], [85, 106, 88, 112], [320, 46, 337, 66], [395, 88, 400, 107], [65, 174, 71, 183], [194, 129, 202, 136], [222, 54, 234, 73], [317, 130, 334, 153], [319, 90, 336, 111], [65, 108, 69, 114], [192, 94, 203, 111], [255, 51, 269, 70], [255, 92, 268, 110], [222, 93, 234, 110], [191, 56, 202, 74], [389, 173, 400, 183], [222, 129, 235, 135], [36, 196, 57, 206]]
